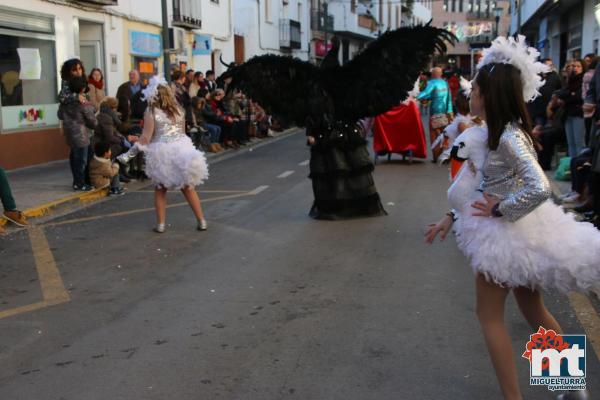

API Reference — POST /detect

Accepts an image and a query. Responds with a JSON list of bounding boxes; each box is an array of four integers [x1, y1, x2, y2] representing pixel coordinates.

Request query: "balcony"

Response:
[[280, 19, 302, 50], [311, 11, 334, 32], [358, 14, 377, 31], [71, 0, 118, 5], [466, 33, 493, 46], [467, 11, 493, 20], [173, 0, 202, 29]]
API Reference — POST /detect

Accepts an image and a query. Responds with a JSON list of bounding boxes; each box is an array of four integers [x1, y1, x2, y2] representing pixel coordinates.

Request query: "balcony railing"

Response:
[[467, 11, 492, 20], [311, 11, 334, 32], [72, 0, 118, 5], [466, 33, 493, 45], [173, 0, 202, 29], [280, 19, 302, 50]]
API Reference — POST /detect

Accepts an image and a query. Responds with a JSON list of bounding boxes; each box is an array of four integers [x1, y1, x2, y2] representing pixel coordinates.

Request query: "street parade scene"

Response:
[[1, 0, 600, 399]]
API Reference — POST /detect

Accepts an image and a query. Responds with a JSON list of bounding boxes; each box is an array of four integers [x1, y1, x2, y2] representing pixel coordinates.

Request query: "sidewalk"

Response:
[[2, 128, 299, 228]]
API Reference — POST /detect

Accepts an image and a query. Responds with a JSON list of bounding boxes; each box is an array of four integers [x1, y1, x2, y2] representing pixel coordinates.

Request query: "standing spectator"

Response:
[[205, 70, 217, 92], [58, 58, 86, 105], [170, 70, 192, 129], [184, 69, 195, 90], [561, 61, 573, 86], [417, 66, 454, 162], [189, 71, 206, 98], [584, 60, 600, 228], [58, 76, 97, 191], [0, 166, 28, 235], [528, 59, 562, 127], [89, 141, 125, 196], [87, 68, 106, 110], [582, 55, 598, 145], [116, 70, 144, 122], [559, 59, 586, 157]]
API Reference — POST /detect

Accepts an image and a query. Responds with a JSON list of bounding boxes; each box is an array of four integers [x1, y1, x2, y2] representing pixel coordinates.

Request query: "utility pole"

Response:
[[161, 0, 171, 81]]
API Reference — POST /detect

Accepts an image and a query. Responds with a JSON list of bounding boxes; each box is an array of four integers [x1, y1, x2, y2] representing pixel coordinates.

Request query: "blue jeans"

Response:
[[205, 123, 221, 144], [565, 116, 586, 158], [69, 146, 89, 187]]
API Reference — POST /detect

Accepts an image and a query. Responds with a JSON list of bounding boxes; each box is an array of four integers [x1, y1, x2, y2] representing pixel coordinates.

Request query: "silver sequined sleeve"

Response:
[[496, 129, 552, 221]]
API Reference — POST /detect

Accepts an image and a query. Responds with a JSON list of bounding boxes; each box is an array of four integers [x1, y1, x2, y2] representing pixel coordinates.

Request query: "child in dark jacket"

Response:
[[58, 76, 97, 191], [89, 141, 125, 196]]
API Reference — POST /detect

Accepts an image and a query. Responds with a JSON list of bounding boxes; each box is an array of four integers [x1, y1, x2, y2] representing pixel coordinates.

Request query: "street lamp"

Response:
[[493, 6, 504, 38]]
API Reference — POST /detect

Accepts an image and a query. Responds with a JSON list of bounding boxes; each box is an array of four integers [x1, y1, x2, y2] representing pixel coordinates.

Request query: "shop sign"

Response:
[[1, 104, 59, 131], [193, 34, 212, 56], [130, 31, 162, 58]]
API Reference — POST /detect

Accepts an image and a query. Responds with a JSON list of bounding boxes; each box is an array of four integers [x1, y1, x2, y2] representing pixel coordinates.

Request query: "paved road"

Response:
[[1, 131, 598, 400]]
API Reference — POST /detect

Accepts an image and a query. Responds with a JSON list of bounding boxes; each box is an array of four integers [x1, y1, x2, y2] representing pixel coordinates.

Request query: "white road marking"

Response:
[[298, 160, 310, 166], [249, 185, 269, 195], [277, 171, 295, 179]]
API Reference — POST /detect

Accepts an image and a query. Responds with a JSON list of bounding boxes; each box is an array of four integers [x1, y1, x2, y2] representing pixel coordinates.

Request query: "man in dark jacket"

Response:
[[528, 59, 562, 126], [116, 70, 145, 122]]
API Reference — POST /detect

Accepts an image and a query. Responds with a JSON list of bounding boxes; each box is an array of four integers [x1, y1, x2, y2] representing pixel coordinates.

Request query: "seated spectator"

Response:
[[208, 89, 238, 148], [89, 141, 125, 196], [251, 101, 271, 137], [190, 96, 222, 152], [189, 71, 206, 98], [58, 76, 97, 192], [95, 97, 138, 182], [0, 166, 28, 235]]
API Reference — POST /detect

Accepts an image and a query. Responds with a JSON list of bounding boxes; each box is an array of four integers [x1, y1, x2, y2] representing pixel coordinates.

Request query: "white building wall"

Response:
[[0, 0, 126, 97], [412, 2, 433, 25], [234, 0, 310, 61], [582, 0, 600, 56]]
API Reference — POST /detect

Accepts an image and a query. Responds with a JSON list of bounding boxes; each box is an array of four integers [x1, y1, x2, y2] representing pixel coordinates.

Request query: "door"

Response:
[[80, 40, 102, 72]]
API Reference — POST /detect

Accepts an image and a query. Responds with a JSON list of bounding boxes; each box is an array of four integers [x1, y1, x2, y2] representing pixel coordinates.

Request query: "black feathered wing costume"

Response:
[[224, 25, 455, 219]]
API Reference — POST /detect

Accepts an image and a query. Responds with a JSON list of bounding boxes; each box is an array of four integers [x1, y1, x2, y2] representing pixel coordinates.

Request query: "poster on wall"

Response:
[[1, 104, 59, 132], [193, 34, 212, 56], [17, 48, 42, 80]]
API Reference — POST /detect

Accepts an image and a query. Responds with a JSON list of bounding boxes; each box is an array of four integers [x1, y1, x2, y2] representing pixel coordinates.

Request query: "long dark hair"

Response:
[[475, 63, 533, 151], [60, 58, 85, 81], [88, 68, 103, 82]]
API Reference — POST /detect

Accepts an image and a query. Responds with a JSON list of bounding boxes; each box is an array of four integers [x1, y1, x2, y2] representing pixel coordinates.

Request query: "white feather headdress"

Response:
[[141, 75, 168, 102], [459, 76, 472, 97], [476, 35, 550, 102]]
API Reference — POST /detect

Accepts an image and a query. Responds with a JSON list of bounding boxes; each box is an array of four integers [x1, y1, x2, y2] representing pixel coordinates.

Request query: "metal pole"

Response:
[[161, 0, 171, 81], [495, 16, 499, 38]]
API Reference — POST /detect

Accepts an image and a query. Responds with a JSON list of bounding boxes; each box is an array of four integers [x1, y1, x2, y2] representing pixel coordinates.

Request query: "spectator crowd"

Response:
[[56, 59, 281, 197]]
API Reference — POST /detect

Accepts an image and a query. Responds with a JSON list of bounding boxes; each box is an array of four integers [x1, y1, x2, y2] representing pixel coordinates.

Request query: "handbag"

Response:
[[431, 113, 449, 130]]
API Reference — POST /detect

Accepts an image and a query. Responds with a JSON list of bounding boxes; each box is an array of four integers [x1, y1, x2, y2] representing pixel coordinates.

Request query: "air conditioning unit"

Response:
[[168, 27, 186, 53]]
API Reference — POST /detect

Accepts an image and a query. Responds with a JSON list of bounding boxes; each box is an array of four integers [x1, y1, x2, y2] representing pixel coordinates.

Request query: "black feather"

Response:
[[225, 25, 456, 126]]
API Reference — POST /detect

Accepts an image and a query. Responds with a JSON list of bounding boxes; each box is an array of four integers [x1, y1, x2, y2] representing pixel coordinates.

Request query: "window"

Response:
[[459, 0, 463, 12], [451, 0, 456, 12], [443, 0, 448, 11], [0, 35, 56, 107]]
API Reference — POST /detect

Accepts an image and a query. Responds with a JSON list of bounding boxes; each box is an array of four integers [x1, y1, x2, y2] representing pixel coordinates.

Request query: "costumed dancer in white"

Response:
[[119, 76, 209, 233], [426, 36, 599, 400]]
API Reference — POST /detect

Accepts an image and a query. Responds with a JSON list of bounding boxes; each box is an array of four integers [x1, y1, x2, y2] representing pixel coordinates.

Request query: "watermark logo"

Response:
[[522, 327, 586, 391]]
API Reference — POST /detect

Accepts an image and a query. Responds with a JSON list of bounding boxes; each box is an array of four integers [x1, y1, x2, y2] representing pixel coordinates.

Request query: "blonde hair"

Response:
[[150, 84, 182, 120]]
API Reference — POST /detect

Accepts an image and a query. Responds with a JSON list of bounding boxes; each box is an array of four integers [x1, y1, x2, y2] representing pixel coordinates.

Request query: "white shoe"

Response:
[[154, 223, 165, 233], [562, 193, 581, 203], [197, 219, 208, 231]]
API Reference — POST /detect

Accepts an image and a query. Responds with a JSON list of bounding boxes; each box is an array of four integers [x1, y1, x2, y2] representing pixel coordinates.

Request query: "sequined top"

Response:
[[480, 123, 552, 222], [149, 108, 186, 144]]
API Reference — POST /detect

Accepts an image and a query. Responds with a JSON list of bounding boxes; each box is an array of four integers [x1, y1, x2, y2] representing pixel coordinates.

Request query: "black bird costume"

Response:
[[223, 25, 455, 219]]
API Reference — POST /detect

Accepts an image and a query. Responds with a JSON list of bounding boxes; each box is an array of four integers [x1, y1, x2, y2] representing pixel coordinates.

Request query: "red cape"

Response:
[[373, 101, 427, 159]]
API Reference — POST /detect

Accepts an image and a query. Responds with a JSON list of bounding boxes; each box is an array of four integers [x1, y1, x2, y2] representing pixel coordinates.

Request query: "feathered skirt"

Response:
[[308, 124, 386, 220], [142, 136, 209, 190], [453, 192, 600, 293]]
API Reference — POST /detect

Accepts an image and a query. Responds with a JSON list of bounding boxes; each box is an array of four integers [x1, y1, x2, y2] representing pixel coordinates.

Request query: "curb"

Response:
[[0, 128, 301, 228]]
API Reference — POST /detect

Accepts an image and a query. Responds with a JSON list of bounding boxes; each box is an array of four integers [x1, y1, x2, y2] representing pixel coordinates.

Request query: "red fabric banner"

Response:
[[373, 101, 427, 159]]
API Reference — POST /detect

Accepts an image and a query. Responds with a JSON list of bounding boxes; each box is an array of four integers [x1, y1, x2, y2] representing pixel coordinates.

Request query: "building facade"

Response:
[[0, 0, 235, 170], [431, 0, 510, 75], [511, 0, 600, 68]]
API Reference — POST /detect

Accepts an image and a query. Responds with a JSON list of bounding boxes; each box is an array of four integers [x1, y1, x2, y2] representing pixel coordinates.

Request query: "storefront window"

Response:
[[0, 35, 57, 107]]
